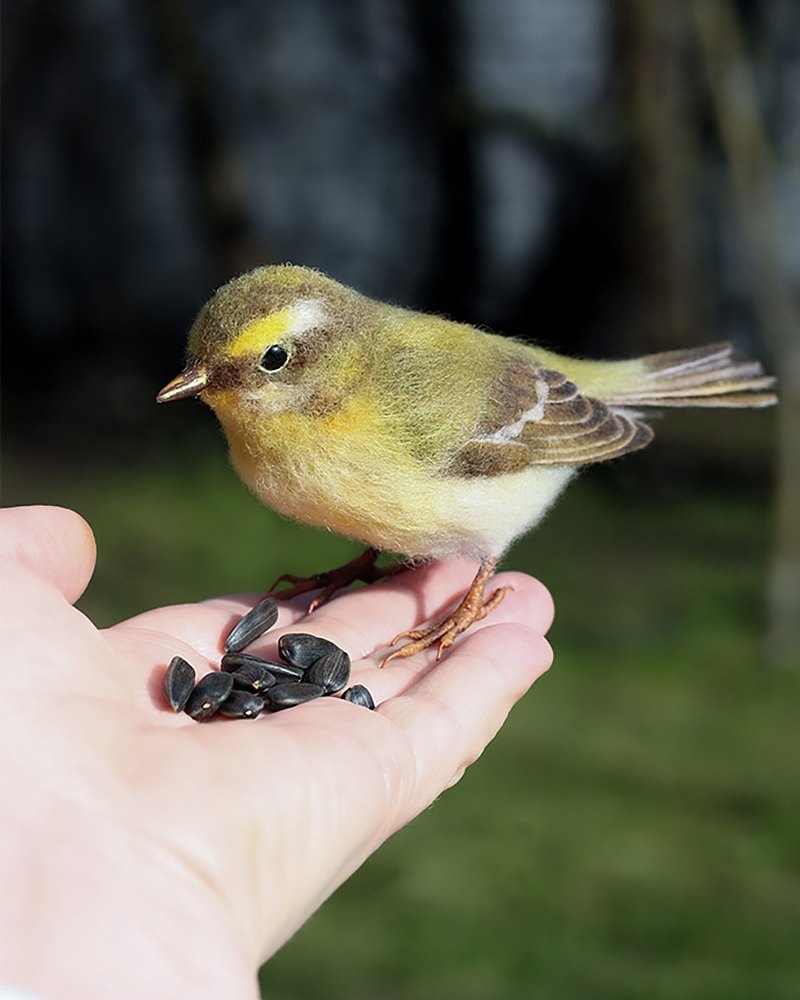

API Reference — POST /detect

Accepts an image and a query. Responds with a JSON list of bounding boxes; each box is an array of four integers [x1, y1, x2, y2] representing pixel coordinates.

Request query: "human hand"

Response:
[[0, 505, 553, 1000]]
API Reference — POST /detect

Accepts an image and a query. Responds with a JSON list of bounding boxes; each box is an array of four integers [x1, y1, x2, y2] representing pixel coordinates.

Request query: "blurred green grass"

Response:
[[4, 413, 799, 999]]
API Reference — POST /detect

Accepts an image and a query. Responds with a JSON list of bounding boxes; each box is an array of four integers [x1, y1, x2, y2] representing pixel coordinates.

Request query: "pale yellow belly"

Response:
[[228, 424, 573, 560]]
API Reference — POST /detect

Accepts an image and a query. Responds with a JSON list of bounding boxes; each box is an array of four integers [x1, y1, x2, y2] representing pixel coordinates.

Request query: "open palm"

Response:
[[0, 506, 553, 1000]]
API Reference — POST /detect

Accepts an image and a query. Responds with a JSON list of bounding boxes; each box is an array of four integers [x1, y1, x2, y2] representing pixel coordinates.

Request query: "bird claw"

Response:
[[380, 560, 509, 667]]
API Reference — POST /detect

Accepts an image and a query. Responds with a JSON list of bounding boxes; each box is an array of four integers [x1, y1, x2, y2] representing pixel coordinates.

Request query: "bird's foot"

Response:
[[268, 547, 404, 613], [380, 558, 508, 667]]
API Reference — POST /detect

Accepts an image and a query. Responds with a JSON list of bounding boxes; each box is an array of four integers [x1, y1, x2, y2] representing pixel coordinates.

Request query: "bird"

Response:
[[157, 264, 777, 664]]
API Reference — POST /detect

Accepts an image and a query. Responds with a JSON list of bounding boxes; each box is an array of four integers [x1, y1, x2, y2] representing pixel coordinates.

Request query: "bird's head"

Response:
[[157, 265, 371, 420]]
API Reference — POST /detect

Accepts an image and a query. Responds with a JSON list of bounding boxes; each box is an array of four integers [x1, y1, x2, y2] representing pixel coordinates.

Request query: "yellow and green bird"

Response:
[[158, 265, 777, 662]]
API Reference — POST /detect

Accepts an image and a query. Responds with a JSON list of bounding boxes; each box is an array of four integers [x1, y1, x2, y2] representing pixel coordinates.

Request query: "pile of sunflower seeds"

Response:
[[164, 596, 375, 720]]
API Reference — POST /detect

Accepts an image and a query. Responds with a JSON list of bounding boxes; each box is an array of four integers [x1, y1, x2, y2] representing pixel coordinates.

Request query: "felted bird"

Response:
[[157, 265, 777, 664]]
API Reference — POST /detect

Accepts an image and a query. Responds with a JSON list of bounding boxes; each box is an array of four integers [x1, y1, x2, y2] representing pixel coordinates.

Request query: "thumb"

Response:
[[0, 505, 97, 604]]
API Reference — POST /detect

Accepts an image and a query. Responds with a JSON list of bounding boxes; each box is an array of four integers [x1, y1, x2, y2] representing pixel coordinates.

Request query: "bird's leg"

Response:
[[268, 547, 404, 613], [381, 558, 508, 667]]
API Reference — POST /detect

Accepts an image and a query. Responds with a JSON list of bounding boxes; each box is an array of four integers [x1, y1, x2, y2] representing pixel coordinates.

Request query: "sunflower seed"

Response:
[[185, 671, 234, 719], [229, 662, 276, 692], [218, 690, 265, 719], [278, 632, 343, 669], [266, 681, 325, 710], [340, 684, 375, 710], [164, 655, 196, 712], [221, 652, 304, 682], [224, 598, 279, 652], [305, 648, 351, 694]]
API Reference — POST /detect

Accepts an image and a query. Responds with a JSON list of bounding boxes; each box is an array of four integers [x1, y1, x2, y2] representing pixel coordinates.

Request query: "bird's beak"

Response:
[[156, 364, 209, 403]]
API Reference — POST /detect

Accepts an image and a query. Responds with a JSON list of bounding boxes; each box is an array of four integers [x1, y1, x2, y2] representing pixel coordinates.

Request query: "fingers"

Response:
[[232, 561, 554, 665], [318, 564, 554, 656], [0, 505, 96, 604], [126, 560, 553, 676], [111, 561, 552, 728], [377, 621, 552, 830], [341, 570, 554, 705]]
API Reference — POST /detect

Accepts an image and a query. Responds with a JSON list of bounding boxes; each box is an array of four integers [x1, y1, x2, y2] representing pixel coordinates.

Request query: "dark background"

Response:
[[3, 1, 799, 996], [3, 1, 797, 388]]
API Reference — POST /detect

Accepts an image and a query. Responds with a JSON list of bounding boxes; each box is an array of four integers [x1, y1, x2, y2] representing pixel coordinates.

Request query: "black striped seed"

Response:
[[184, 672, 234, 719], [164, 655, 196, 712], [340, 685, 375, 710], [224, 598, 279, 652], [305, 649, 351, 694]]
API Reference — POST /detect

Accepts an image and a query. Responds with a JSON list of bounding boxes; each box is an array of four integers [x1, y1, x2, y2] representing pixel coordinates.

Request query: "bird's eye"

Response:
[[260, 344, 289, 372]]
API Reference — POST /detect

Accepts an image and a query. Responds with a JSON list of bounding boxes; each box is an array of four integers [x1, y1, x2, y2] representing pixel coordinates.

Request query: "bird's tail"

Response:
[[586, 342, 777, 409]]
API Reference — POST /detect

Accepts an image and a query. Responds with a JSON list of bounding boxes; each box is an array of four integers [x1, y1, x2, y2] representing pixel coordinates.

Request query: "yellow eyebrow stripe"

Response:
[[229, 310, 294, 358]]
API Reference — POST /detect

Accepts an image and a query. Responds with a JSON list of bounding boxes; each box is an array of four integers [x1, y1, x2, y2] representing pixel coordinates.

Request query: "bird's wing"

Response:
[[444, 360, 653, 477]]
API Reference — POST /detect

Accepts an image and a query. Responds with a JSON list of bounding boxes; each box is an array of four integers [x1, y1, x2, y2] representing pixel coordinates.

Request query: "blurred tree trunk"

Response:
[[409, 0, 478, 317], [615, 0, 710, 352], [692, 0, 800, 668]]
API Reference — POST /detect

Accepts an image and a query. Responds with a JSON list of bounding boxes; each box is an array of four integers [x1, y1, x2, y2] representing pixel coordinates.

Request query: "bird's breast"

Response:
[[215, 394, 439, 552], [213, 392, 574, 560]]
